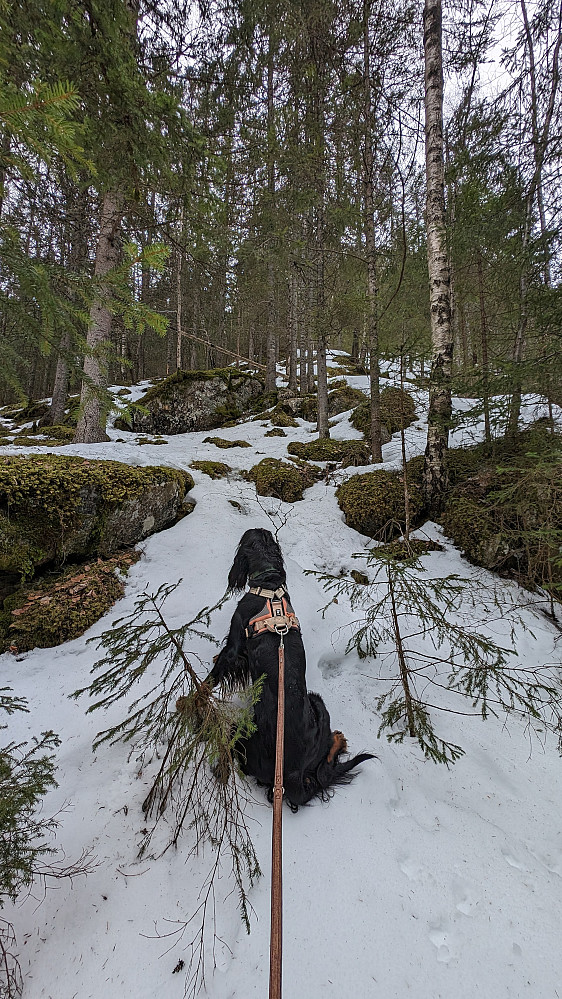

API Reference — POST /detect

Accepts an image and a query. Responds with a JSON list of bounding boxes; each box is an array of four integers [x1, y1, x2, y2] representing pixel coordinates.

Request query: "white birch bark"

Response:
[[423, 0, 453, 513]]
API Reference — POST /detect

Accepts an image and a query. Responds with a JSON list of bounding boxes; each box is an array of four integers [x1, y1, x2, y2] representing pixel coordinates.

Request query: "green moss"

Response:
[[12, 425, 75, 447], [190, 460, 231, 479], [0, 455, 192, 522], [203, 437, 251, 449], [405, 454, 425, 488], [3, 551, 140, 653], [329, 384, 366, 415], [297, 385, 367, 425], [140, 367, 263, 406], [440, 429, 562, 593], [350, 387, 416, 440], [287, 439, 370, 467], [63, 396, 80, 427], [265, 428, 287, 437], [0, 456, 193, 587], [270, 406, 299, 428], [298, 395, 318, 422], [372, 538, 444, 560], [0, 516, 50, 581], [248, 390, 279, 416], [244, 458, 317, 502], [336, 469, 423, 540], [10, 401, 50, 425], [440, 496, 503, 569], [211, 402, 242, 426]]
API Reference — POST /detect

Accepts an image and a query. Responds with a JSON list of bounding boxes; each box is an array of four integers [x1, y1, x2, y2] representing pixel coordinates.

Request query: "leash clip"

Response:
[[274, 622, 288, 647]]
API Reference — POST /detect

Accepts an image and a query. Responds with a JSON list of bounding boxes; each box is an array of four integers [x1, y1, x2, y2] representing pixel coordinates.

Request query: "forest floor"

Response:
[[1, 355, 562, 999]]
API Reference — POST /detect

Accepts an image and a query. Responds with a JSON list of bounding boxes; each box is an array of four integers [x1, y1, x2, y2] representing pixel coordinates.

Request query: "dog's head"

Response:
[[228, 528, 286, 591]]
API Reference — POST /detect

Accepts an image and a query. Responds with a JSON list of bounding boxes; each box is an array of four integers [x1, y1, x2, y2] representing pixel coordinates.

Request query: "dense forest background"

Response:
[[2, 0, 560, 437]]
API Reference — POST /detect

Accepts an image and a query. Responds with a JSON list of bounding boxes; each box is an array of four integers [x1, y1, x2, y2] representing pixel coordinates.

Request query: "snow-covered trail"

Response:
[[1, 366, 561, 999]]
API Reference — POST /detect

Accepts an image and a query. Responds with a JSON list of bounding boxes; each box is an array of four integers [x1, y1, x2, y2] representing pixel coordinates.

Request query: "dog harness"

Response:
[[246, 585, 301, 639]]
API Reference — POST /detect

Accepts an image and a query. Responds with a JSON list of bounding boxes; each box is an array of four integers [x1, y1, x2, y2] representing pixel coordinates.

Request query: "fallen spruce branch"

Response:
[[73, 581, 262, 997]]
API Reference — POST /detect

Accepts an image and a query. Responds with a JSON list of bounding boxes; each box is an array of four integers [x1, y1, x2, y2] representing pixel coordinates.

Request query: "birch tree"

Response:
[[423, 0, 453, 514]]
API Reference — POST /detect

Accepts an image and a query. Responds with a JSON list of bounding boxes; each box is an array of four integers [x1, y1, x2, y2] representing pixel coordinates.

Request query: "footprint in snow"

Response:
[[398, 854, 426, 881], [501, 847, 529, 872], [428, 920, 456, 964], [452, 876, 479, 916]]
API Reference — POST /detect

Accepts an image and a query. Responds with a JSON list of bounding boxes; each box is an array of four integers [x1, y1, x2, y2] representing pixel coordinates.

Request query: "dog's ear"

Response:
[[228, 545, 250, 591]]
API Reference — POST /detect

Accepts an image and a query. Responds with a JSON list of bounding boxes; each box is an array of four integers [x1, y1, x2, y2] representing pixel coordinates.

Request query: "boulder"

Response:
[[0, 455, 194, 598], [336, 469, 423, 540], [119, 367, 264, 435]]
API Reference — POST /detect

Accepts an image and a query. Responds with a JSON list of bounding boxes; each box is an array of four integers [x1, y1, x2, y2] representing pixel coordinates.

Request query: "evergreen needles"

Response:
[[313, 541, 562, 765], [74, 582, 263, 997], [0, 689, 60, 998]]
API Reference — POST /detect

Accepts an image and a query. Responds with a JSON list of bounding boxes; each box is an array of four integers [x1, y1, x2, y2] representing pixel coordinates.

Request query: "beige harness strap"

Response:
[[249, 585, 287, 599]]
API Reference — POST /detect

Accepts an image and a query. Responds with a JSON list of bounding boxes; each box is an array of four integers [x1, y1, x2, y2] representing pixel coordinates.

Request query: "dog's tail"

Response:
[[316, 751, 376, 792], [283, 752, 376, 810]]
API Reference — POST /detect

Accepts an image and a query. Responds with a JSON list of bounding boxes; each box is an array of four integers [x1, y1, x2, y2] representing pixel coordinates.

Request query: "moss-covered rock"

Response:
[[265, 428, 287, 437], [440, 493, 507, 570], [372, 538, 444, 560], [116, 367, 264, 435], [10, 425, 76, 447], [10, 400, 50, 425], [336, 469, 423, 539], [440, 426, 562, 592], [297, 384, 367, 424], [244, 458, 318, 502], [329, 384, 367, 416], [297, 395, 318, 422], [190, 460, 231, 479], [203, 436, 251, 449], [0, 455, 194, 593], [350, 386, 416, 441], [269, 405, 299, 428], [2, 551, 140, 653], [287, 439, 370, 467]]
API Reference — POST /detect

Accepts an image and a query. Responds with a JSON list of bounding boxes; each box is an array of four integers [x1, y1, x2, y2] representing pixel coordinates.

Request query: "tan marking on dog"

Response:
[[327, 730, 348, 763]]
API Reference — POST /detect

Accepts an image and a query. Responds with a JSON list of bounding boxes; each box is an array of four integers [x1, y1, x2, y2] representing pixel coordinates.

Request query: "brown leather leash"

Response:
[[269, 624, 287, 999]]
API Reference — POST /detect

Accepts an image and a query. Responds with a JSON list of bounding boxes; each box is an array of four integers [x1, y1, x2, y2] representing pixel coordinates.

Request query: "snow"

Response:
[[1, 359, 561, 999]]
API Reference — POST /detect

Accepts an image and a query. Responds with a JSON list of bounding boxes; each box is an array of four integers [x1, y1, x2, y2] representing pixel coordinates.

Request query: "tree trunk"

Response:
[[422, 0, 453, 515], [314, 102, 329, 438], [362, 0, 382, 462], [288, 269, 298, 392], [49, 331, 72, 426], [175, 208, 184, 371], [265, 21, 277, 392], [74, 188, 123, 444], [476, 250, 491, 443], [47, 183, 90, 425]]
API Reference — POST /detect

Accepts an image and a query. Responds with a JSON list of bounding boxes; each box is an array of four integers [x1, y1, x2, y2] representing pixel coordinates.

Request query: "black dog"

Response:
[[208, 528, 374, 809]]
